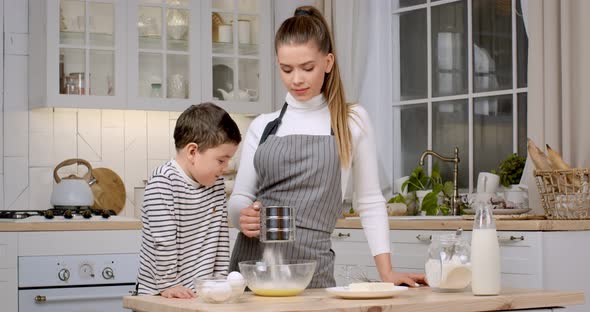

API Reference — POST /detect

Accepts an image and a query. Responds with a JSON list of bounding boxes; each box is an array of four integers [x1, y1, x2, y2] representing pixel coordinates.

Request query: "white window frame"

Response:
[[391, 0, 527, 192]]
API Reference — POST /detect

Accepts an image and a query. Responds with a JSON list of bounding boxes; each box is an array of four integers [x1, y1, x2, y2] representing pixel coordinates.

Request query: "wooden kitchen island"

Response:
[[123, 288, 584, 312]]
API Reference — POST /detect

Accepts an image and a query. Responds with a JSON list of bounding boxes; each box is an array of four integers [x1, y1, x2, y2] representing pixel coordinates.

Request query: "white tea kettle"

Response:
[[50, 158, 95, 207]]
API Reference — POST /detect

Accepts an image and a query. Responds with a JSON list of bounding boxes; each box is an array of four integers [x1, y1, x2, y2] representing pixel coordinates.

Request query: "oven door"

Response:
[[19, 285, 134, 312]]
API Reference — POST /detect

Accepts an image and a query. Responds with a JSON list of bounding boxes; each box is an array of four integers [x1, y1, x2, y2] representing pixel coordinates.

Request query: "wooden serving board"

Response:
[[90, 168, 126, 214]]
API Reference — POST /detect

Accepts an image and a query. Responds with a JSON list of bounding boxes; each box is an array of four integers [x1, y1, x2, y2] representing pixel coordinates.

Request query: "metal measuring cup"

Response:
[[259, 204, 296, 243]]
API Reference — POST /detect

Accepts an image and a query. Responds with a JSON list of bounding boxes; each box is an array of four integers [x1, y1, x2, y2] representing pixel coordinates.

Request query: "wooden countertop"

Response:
[[335, 218, 590, 231], [0, 217, 141, 232], [123, 287, 584, 312]]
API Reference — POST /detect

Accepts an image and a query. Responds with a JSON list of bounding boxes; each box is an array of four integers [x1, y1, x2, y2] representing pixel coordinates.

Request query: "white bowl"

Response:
[[194, 276, 245, 303]]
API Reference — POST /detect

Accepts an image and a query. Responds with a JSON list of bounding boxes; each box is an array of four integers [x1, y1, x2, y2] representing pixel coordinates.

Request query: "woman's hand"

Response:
[[381, 271, 427, 287], [160, 285, 196, 299], [374, 253, 427, 287], [240, 201, 261, 238]]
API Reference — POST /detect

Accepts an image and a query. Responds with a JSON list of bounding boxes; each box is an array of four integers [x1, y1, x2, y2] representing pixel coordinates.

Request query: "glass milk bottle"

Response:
[[470, 199, 501, 295]]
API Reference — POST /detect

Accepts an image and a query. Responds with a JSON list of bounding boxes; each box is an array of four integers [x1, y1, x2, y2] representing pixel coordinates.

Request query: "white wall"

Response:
[[1, 0, 253, 215]]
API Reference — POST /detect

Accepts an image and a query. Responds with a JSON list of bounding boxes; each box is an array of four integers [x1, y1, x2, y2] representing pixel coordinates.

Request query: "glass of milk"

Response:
[[425, 233, 472, 292]]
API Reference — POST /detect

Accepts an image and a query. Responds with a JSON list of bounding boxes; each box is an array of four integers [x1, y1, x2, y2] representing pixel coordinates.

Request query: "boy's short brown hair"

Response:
[[174, 103, 241, 151]]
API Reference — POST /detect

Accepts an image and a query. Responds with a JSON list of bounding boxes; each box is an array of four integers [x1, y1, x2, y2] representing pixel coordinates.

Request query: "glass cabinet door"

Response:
[[59, 0, 117, 98], [128, 0, 200, 110], [206, 0, 271, 114]]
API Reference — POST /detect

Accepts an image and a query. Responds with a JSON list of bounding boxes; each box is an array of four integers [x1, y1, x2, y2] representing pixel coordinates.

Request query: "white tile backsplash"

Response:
[[53, 109, 77, 167], [30, 108, 53, 132], [29, 167, 53, 210], [102, 109, 124, 128], [77, 109, 102, 162], [4, 55, 27, 112], [4, 157, 28, 209], [147, 111, 171, 160], [3, 104, 254, 210], [4, 55, 28, 158], [29, 131, 53, 167], [100, 127, 125, 175], [3, 111, 28, 157], [124, 110, 148, 212]]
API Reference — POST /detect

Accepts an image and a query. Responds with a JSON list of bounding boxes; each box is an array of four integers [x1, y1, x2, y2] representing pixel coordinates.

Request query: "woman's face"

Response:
[[277, 42, 334, 101]]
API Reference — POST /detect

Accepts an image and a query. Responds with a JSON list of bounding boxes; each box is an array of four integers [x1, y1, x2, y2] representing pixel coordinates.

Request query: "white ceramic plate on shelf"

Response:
[[325, 286, 408, 299], [463, 208, 531, 215]]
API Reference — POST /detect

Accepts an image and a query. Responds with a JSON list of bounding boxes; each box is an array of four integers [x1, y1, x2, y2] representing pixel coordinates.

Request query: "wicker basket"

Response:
[[534, 168, 590, 219]]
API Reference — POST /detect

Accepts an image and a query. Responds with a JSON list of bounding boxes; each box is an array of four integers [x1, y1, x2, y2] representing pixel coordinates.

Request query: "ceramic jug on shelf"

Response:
[[217, 88, 249, 101]]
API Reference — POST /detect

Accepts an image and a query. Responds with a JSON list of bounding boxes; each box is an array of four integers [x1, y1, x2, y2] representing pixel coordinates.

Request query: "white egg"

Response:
[[227, 271, 244, 282], [207, 281, 232, 302]]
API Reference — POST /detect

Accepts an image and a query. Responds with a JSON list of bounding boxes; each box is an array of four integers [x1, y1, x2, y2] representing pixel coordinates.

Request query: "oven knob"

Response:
[[58, 268, 70, 281], [102, 267, 115, 279], [79, 263, 95, 279]]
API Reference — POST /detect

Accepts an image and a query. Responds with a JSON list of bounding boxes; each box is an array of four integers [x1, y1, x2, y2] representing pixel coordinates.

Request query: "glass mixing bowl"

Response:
[[238, 260, 316, 297]]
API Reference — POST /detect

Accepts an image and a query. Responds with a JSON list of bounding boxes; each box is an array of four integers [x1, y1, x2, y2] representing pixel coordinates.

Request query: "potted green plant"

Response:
[[401, 164, 455, 216], [494, 153, 526, 187], [492, 153, 528, 208]]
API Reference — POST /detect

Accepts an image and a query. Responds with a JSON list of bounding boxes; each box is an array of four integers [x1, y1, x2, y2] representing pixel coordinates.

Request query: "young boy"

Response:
[[137, 103, 241, 298]]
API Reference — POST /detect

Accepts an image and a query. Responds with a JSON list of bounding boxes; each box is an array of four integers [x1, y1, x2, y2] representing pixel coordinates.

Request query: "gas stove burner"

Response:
[[0, 210, 43, 219], [45, 207, 116, 219]]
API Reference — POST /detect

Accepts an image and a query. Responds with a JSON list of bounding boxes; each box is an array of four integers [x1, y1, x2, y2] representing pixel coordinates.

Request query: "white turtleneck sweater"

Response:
[[228, 93, 390, 256]]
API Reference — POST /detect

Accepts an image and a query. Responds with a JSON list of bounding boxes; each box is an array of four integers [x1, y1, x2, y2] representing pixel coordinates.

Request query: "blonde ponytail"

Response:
[[275, 6, 353, 167]]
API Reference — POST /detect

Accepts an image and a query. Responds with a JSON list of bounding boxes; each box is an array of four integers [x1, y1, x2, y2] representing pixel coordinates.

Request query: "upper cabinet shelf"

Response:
[[29, 0, 273, 114], [126, 0, 201, 111], [30, 0, 127, 109]]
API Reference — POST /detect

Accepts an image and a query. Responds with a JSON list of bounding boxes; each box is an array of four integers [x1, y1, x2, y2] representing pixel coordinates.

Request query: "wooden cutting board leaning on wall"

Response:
[[90, 168, 126, 214]]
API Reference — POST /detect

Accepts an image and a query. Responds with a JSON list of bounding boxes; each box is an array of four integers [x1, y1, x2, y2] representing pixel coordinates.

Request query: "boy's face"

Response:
[[188, 143, 238, 187]]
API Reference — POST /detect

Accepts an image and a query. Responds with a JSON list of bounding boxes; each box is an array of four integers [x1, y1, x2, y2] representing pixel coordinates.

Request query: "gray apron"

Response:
[[229, 103, 342, 288]]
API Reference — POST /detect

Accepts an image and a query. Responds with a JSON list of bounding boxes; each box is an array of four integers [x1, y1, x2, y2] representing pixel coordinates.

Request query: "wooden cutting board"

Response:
[[90, 168, 126, 214]]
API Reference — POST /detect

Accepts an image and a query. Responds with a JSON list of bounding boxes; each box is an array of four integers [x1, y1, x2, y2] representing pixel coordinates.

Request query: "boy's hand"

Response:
[[240, 201, 261, 238], [160, 285, 196, 299]]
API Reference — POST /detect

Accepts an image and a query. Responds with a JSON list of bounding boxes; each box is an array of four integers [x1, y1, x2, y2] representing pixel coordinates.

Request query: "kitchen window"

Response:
[[391, 0, 528, 191]]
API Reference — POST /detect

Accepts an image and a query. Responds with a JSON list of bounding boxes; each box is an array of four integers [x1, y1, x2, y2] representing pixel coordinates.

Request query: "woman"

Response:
[[228, 5, 425, 288]]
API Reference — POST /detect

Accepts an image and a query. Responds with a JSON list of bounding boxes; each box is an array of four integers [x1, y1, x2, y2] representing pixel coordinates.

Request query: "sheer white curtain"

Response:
[[332, 1, 394, 198], [521, 0, 590, 215]]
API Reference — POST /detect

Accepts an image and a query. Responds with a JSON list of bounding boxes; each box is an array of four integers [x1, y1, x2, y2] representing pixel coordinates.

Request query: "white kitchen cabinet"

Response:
[[387, 230, 544, 289], [0, 233, 18, 312], [331, 228, 589, 312], [29, 0, 274, 114], [202, 0, 273, 114], [29, 0, 128, 109], [332, 229, 544, 288], [126, 0, 201, 111]]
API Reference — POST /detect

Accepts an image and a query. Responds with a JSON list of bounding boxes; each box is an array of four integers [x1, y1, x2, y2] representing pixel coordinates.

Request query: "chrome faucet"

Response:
[[419, 147, 460, 216]]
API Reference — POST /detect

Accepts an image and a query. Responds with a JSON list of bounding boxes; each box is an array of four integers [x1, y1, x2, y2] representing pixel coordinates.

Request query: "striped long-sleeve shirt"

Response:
[[137, 160, 229, 295]]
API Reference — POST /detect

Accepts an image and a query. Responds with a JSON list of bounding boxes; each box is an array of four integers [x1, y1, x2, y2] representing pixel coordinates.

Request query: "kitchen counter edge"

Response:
[[0, 220, 142, 231], [335, 219, 590, 231], [123, 287, 584, 312]]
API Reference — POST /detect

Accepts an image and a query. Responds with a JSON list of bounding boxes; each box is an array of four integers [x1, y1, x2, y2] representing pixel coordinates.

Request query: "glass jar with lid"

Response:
[[425, 231, 472, 292]]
